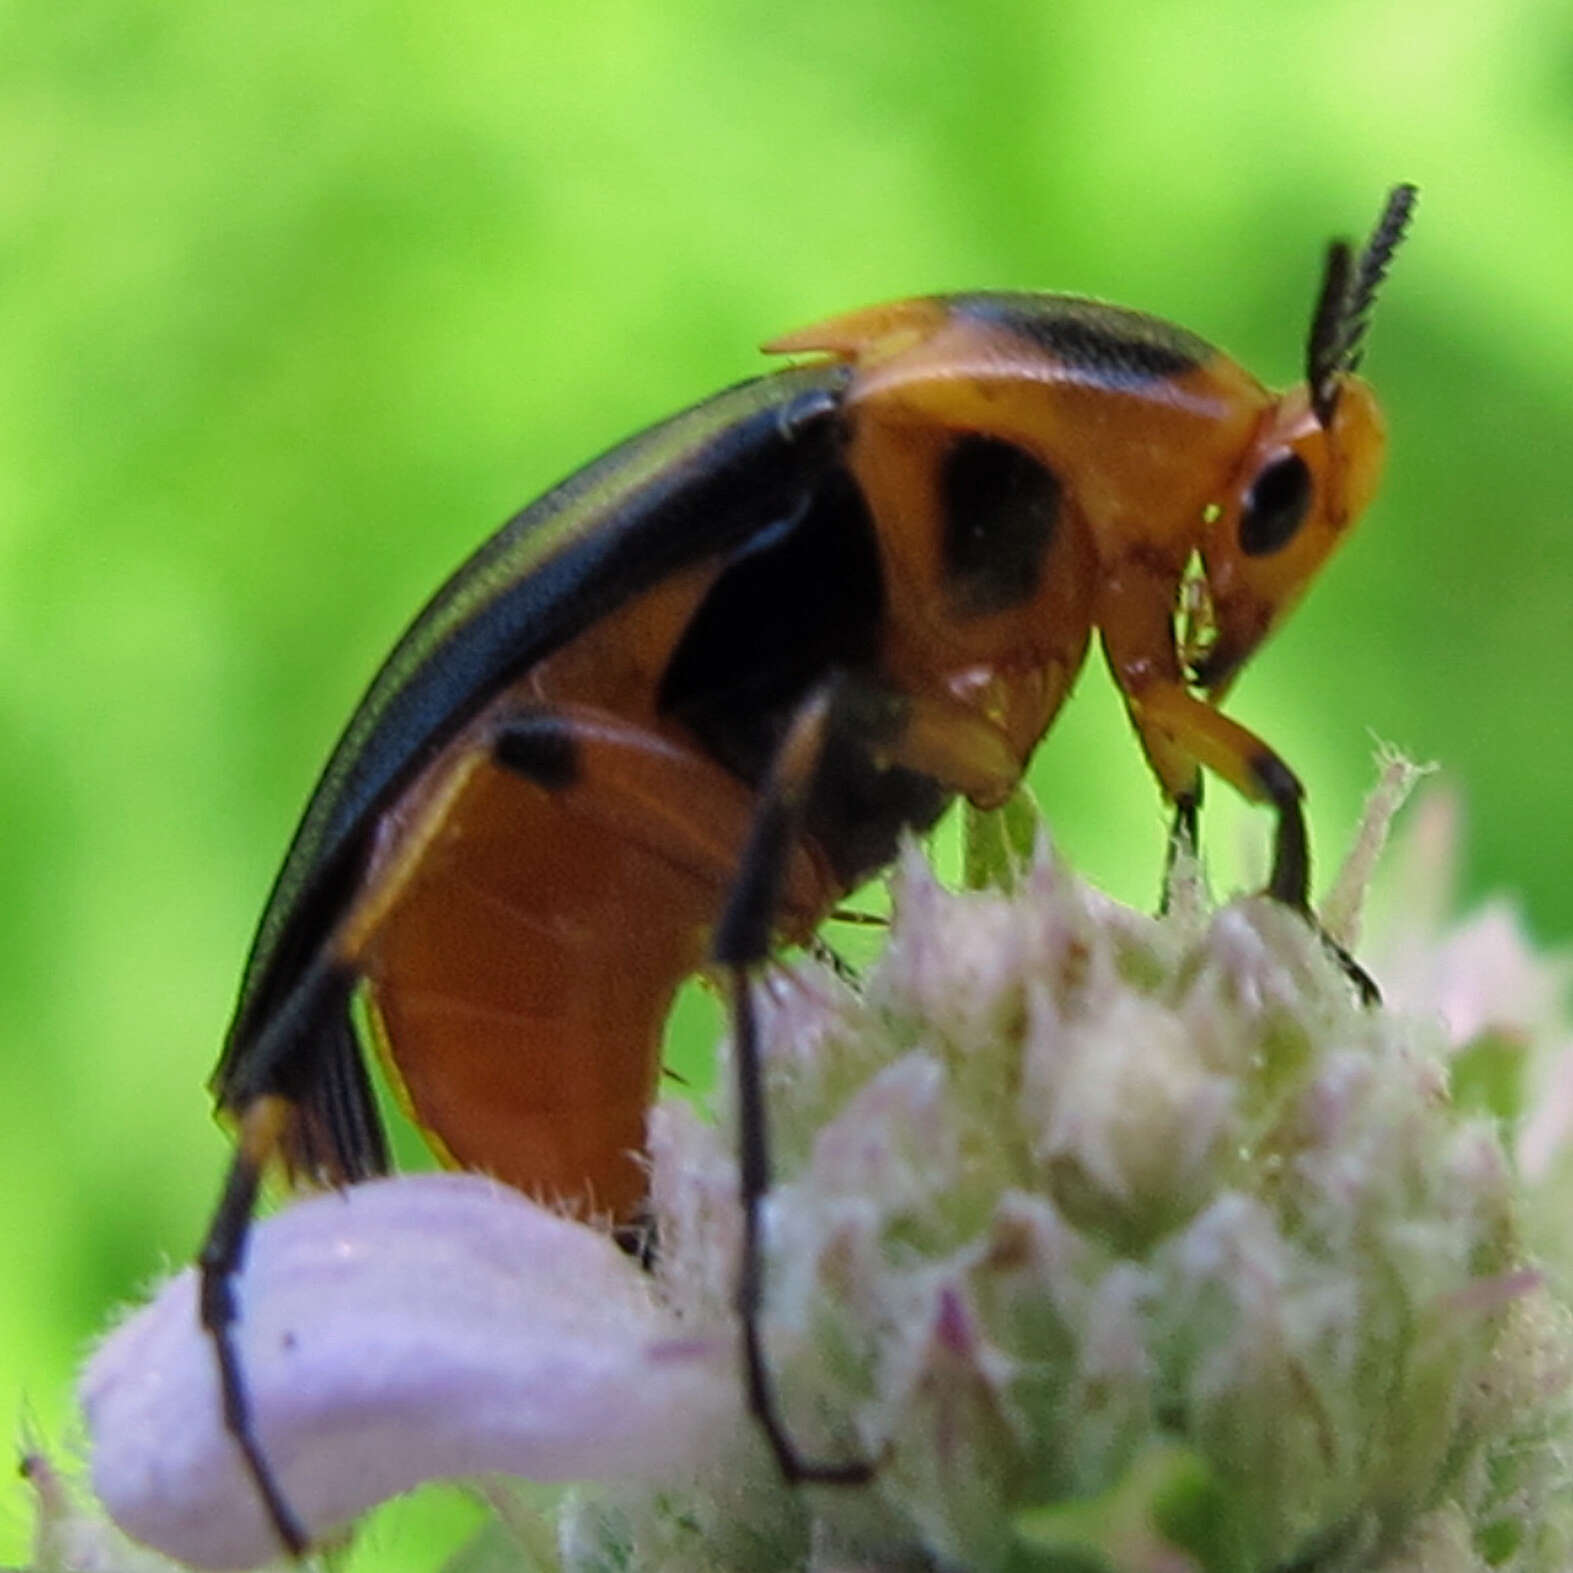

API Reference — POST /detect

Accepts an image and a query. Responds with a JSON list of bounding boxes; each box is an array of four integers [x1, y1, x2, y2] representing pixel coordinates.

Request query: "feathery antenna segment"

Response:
[[1308, 183, 1418, 427]]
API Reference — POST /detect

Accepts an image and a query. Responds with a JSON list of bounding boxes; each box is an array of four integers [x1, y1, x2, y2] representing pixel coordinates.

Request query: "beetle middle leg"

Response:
[[712, 674, 1021, 1485], [710, 683, 869, 1484]]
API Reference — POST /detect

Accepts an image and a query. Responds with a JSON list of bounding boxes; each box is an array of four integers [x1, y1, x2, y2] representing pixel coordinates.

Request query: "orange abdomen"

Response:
[[354, 696, 834, 1221]]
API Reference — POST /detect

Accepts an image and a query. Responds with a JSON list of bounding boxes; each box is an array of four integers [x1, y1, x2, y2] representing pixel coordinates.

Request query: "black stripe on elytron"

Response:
[[953, 293, 1212, 385], [939, 434, 1061, 617], [317, 369, 851, 862], [219, 364, 850, 1081]]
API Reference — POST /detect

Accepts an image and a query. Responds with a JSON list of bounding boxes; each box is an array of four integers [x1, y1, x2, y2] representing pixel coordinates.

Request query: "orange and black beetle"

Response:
[[201, 185, 1416, 1549]]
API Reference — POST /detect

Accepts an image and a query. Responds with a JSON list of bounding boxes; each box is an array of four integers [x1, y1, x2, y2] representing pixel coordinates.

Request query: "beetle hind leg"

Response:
[[200, 957, 386, 1554], [713, 679, 878, 1486], [197, 1094, 310, 1557]]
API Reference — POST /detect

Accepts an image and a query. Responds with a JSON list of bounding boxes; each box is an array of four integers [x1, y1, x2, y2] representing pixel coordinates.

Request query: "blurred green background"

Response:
[[4, 0, 1572, 1566]]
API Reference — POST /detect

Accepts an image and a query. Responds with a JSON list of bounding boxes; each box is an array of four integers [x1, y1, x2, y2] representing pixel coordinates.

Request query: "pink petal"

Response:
[[83, 1173, 739, 1570]]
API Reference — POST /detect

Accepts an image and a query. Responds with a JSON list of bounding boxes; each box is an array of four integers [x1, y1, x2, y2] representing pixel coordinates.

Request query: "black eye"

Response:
[[1239, 452, 1312, 557]]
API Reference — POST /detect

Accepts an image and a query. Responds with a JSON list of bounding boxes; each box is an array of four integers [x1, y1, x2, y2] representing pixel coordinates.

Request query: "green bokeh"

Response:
[[4, 3, 1571, 1567]]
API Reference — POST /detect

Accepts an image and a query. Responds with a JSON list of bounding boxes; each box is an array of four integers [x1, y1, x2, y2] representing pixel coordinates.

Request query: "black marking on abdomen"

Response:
[[493, 708, 582, 791]]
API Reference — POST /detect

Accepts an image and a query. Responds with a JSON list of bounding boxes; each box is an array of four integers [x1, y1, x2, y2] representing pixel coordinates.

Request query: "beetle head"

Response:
[[1187, 185, 1416, 695]]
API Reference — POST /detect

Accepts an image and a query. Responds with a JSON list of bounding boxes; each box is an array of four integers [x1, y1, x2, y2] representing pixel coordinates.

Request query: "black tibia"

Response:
[[1249, 752, 1380, 1006], [1172, 785, 1201, 857], [218, 958, 385, 1186], [713, 676, 883, 1487], [1249, 752, 1309, 909], [807, 934, 861, 986], [199, 957, 376, 1557], [198, 1098, 309, 1557]]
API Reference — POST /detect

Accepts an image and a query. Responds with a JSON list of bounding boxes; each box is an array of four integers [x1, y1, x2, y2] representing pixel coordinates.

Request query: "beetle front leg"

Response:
[[1124, 681, 1378, 1003], [1126, 682, 1312, 903], [1251, 751, 1311, 907]]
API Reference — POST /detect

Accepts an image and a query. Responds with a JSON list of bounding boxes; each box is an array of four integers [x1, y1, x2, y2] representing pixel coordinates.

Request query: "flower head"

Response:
[[68, 780, 1573, 1572]]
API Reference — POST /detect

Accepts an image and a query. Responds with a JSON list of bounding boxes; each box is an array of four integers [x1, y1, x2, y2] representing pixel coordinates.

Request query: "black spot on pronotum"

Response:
[[493, 710, 581, 790], [1239, 452, 1312, 557], [955, 294, 1212, 385], [940, 435, 1061, 616]]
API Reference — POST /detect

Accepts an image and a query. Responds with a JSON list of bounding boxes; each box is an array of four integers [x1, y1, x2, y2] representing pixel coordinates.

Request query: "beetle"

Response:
[[199, 185, 1416, 1552]]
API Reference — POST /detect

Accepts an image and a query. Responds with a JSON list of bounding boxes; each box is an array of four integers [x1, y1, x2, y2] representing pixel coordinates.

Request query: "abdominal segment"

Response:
[[351, 700, 834, 1222]]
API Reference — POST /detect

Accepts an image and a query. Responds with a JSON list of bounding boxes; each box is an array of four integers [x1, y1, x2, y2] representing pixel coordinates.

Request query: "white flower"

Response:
[[81, 1174, 739, 1569], [63, 776, 1573, 1572]]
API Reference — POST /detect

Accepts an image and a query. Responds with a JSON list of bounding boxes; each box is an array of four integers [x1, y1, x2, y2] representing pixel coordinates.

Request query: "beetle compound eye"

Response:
[[1239, 452, 1312, 557]]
